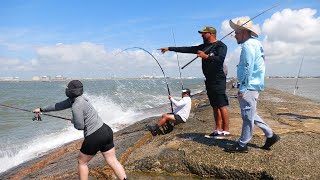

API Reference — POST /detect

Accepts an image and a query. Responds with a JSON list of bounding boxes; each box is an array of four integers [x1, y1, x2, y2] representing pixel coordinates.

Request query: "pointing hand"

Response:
[[159, 48, 169, 54]]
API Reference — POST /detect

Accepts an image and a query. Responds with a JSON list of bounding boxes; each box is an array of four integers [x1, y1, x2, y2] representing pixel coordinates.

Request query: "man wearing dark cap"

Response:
[[159, 26, 230, 139]]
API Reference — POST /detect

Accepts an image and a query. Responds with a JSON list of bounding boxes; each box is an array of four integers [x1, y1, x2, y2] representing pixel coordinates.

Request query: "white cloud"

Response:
[[0, 56, 33, 72], [36, 42, 107, 64], [262, 8, 320, 76], [262, 8, 320, 43], [222, 8, 320, 77], [0, 57, 20, 66], [31, 58, 39, 66], [1, 8, 319, 79], [29, 43, 199, 78]]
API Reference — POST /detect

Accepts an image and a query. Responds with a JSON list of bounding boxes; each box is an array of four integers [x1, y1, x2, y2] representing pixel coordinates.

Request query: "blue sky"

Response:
[[0, 0, 319, 79]]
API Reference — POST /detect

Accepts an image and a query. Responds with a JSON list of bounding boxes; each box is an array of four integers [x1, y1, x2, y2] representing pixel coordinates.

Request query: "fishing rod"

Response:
[[0, 103, 71, 121], [294, 56, 304, 95], [181, 4, 280, 69], [172, 29, 184, 89], [116, 47, 174, 113]]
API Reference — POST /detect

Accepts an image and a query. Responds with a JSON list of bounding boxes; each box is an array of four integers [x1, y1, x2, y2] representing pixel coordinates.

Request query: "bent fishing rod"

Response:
[[116, 47, 174, 113], [294, 56, 304, 95], [172, 29, 184, 89], [181, 4, 280, 69], [0, 103, 71, 121]]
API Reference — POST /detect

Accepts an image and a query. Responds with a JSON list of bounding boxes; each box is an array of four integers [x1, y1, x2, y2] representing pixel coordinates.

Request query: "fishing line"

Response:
[[171, 29, 184, 89], [181, 4, 280, 69], [115, 47, 174, 113], [0, 103, 71, 121]]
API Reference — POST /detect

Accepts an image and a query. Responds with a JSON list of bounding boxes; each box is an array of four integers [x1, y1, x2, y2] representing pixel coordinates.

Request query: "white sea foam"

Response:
[[0, 126, 81, 173], [0, 79, 206, 174], [0, 93, 161, 174], [85, 93, 146, 131]]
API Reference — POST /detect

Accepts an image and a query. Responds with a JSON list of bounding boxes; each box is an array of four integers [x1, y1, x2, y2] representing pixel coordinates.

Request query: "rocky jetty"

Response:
[[2, 80, 320, 179]]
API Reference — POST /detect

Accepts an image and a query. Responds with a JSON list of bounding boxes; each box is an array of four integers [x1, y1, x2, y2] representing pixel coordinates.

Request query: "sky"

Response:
[[0, 0, 319, 80]]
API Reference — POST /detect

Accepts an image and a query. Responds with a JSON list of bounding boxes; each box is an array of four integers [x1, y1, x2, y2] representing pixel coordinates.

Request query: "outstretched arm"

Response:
[[33, 98, 72, 113], [159, 45, 204, 55]]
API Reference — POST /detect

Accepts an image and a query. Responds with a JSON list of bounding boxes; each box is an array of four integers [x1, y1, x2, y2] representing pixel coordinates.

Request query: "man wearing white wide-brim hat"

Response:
[[225, 18, 280, 153]]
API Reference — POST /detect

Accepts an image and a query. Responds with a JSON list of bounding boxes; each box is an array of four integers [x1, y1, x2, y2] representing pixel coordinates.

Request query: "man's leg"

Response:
[[219, 106, 229, 133], [158, 113, 175, 127], [225, 91, 255, 153], [238, 91, 256, 147], [252, 92, 280, 149], [205, 108, 223, 138], [207, 91, 221, 134], [254, 114, 273, 137], [213, 107, 223, 132], [146, 113, 176, 136]]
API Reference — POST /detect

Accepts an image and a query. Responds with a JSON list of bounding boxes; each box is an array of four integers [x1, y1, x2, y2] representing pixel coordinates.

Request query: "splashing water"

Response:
[[0, 78, 205, 173]]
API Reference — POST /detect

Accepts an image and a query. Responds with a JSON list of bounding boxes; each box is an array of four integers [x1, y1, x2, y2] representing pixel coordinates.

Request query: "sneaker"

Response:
[[145, 124, 159, 136], [204, 130, 222, 138], [162, 121, 174, 134], [261, 133, 280, 150], [214, 131, 231, 139], [224, 143, 248, 153]]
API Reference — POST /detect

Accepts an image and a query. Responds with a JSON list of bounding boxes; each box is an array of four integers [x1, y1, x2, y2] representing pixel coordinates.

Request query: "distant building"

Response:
[[32, 76, 41, 81], [41, 76, 51, 81], [141, 75, 153, 79], [13, 77, 20, 81], [53, 75, 66, 81], [140, 75, 165, 79], [0, 77, 19, 81]]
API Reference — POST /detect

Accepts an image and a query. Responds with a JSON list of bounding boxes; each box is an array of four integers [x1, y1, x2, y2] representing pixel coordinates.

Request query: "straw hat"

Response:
[[229, 18, 258, 37]]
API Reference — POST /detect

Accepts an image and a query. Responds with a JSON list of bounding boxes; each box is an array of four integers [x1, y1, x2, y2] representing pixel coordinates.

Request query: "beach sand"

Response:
[[2, 79, 320, 179]]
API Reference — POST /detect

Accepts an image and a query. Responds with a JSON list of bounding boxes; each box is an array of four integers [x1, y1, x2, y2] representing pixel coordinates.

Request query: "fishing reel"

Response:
[[32, 112, 42, 121]]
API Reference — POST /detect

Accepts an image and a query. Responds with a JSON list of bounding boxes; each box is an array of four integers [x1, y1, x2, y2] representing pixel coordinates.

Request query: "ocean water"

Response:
[[0, 78, 319, 174], [0, 78, 205, 173], [265, 78, 320, 103]]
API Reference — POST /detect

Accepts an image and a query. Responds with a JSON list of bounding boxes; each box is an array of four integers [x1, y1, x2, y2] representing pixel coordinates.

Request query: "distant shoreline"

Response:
[[0, 76, 319, 82]]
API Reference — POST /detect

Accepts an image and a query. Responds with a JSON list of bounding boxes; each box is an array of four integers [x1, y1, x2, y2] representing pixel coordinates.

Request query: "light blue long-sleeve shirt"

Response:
[[237, 38, 265, 93]]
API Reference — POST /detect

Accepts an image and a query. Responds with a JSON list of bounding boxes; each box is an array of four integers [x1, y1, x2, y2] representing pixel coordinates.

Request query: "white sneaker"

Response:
[[204, 130, 222, 138], [214, 131, 231, 139]]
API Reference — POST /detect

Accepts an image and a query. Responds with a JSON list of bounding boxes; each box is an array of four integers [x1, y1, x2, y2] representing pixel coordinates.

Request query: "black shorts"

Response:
[[80, 123, 114, 155], [207, 91, 229, 108], [173, 114, 185, 125]]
